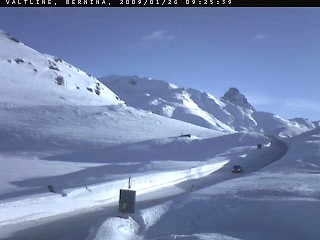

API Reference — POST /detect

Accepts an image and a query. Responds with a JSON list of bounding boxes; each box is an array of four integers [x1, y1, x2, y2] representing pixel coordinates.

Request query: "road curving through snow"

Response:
[[1, 135, 289, 240]]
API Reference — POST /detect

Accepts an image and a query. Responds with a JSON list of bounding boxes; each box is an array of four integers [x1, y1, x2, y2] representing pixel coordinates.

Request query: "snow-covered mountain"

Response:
[[222, 87, 254, 111], [0, 30, 223, 202], [100, 75, 315, 137], [1, 30, 320, 240], [312, 120, 320, 128], [0, 30, 122, 106]]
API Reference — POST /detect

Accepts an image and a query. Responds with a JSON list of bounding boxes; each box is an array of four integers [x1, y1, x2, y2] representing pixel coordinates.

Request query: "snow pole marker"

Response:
[[119, 175, 136, 214]]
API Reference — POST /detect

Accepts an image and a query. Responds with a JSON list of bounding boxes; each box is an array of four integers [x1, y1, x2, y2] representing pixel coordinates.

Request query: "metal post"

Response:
[[128, 176, 132, 189]]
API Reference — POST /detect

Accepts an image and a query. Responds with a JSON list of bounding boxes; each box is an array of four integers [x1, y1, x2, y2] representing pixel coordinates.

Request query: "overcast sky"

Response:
[[0, 8, 319, 120]]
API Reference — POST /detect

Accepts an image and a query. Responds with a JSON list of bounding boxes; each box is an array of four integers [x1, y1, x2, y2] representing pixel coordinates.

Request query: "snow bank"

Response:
[[87, 217, 141, 240], [90, 171, 318, 240], [87, 130, 320, 240], [0, 104, 222, 199], [87, 201, 240, 240], [0, 160, 227, 226]]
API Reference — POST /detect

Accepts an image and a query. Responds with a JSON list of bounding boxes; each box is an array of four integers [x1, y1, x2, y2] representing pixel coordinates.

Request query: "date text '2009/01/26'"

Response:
[[119, 0, 231, 5]]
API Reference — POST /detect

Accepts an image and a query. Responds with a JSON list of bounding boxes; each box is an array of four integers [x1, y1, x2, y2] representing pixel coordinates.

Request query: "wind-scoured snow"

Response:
[[100, 75, 314, 137]]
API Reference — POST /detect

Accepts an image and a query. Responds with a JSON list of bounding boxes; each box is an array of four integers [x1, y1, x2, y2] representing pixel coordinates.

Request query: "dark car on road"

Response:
[[232, 165, 243, 173]]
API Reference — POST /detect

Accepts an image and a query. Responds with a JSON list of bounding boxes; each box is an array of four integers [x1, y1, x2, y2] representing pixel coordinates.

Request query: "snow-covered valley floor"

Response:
[[0, 103, 291, 240], [4, 130, 319, 240], [1, 104, 320, 240], [85, 131, 320, 240], [0, 104, 259, 238], [3, 136, 285, 240]]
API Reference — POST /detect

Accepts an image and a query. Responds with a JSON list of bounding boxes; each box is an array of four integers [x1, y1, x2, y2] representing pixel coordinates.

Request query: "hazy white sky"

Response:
[[0, 8, 319, 120]]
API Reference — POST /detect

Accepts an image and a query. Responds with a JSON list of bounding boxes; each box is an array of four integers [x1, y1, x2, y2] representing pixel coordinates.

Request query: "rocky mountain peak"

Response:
[[222, 87, 254, 111]]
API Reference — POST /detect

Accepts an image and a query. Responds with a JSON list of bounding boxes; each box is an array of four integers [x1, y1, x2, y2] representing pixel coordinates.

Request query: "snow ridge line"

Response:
[[0, 160, 227, 226]]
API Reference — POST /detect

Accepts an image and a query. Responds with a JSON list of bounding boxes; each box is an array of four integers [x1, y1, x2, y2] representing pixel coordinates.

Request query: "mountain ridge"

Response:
[[222, 87, 254, 111], [0, 29, 315, 137], [100, 75, 315, 137], [0, 30, 123, 107]]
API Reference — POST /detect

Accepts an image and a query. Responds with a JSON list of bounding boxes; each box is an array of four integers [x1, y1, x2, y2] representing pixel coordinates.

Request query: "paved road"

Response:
[[1, 136, 288, 240]]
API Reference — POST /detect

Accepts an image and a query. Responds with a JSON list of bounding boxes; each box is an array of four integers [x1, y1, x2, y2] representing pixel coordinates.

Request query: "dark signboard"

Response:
[[119, 189, 136, 214]]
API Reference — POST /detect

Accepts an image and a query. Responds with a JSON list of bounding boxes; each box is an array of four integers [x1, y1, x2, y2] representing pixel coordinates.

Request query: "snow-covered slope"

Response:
[[312, 120, 320, 128], [100, 75, 314, 137], [1, 30, 319, 240], [0, 30, 122, 106], [265, 126, 320, 172], [252, 112, 315, 137], [0, 30, 229, 223], [0, 30, 228, 201], [88, 127, 320, 240], [100, 75, 235, 133]]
